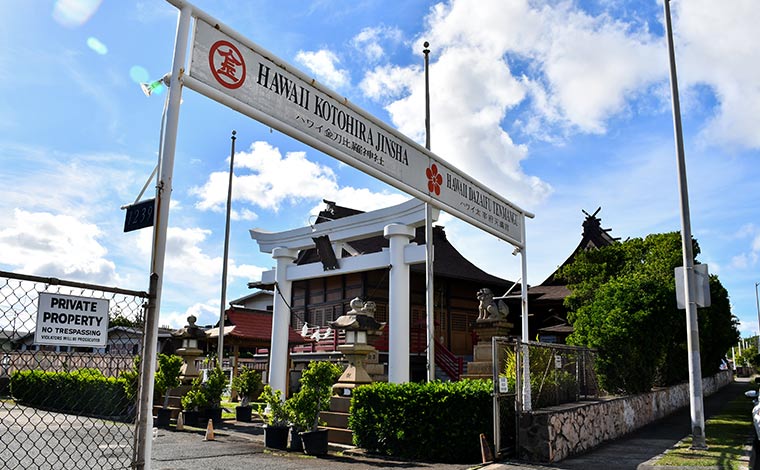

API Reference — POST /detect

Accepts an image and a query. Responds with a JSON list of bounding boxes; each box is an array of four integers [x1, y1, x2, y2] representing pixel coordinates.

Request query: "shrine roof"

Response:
[[295, 200, 516, 288], [208, 307, 309, 346]]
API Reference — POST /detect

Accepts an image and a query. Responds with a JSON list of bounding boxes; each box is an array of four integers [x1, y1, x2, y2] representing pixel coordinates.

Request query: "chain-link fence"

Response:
[[523, 341, 600, 408], [492, 338, 600, 458], [0, 270, 148, 470]]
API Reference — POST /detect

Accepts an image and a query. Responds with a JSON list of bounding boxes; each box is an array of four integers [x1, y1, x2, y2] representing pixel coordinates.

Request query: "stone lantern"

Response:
[[329, 298, 386, 396], [172, 315, 206, 385]]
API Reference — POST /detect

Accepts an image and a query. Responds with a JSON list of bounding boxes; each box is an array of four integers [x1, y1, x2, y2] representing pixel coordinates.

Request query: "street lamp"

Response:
[[663, 0, 706, 449], [140, 73, 171, 97]]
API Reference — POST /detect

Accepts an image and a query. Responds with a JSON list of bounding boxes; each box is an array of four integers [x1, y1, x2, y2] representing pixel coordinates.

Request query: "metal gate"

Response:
[[492, 337, 520, 459], [0, 271, 148, 470]]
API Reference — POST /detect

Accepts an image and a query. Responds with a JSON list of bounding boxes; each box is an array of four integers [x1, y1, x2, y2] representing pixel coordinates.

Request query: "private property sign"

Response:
[[187, 18, 528, 247], [34, 293, 109, 347]]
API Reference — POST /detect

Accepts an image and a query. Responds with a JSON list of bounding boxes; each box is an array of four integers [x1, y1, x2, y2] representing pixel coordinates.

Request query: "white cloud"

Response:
[[295, 49, 350, 90], [0, 209, 119, 285], [191, 140, 408, 216], [136, 225, 267, 325], [351, 25, 404, 62], [675, 0, 760, 149], [359, 64, 420, 101]]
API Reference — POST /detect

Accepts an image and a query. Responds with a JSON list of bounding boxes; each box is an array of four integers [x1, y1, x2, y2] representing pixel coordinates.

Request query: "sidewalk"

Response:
[[482, 377, 753, 470]]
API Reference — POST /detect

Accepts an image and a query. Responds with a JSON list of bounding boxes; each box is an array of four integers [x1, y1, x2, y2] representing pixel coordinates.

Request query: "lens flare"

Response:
[[86, 37, 107, 55], [129, 66, 150, 84], [52, 0, 103, 28]]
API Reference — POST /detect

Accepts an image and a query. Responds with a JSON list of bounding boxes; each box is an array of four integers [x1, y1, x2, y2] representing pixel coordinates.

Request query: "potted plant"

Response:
[[180, 380, 208, 428], [283, 393, 308, 451], [289, 361, 341, 456], [154, 354, 183, 428], [231, 366, 262, 422], [201, 365, 227, 425], [258, 384, 290, 450]]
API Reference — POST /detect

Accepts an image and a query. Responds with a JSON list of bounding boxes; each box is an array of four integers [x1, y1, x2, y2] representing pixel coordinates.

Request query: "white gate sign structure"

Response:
[[34, 292, 109, 347], [184, 16, 530, 248], [138, 5, 536, 466]]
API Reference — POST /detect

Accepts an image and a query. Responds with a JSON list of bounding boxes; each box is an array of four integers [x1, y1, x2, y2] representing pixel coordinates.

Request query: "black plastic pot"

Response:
[[264, 425, 289, 450], [289, 427, 303, 452], [235, 405, 252, 422], [155, 408, 172, 428], [300, 429, 329, 456], [183, 410, 200, 427], [204, 407, 223, 425]]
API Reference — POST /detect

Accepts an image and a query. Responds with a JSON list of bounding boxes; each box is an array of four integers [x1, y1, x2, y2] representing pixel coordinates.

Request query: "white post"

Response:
[[385, 223, 415, 383], [268, 247, 298, 395], [425, 204, 435, 382], [135, 5, 191, 470], [520, 229, 531, 412]]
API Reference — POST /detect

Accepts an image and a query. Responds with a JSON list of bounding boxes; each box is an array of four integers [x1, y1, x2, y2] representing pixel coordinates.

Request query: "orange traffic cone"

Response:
[[204, 419, 215, 441]]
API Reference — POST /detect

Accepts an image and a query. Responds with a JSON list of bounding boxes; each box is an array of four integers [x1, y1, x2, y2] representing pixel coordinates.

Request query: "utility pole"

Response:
[[217, 130, 237, 367], [423, 41, 436, 382], [663, 0, 706, 449]]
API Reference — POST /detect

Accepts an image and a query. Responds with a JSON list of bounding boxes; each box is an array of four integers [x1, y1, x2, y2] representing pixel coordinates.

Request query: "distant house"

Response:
[[1, 330, 27, 352], [229, 290, 273, 311], [528, 208, 619, 343]]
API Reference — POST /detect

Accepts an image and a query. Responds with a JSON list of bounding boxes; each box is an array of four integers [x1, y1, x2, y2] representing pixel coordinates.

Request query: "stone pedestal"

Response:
[[175, 347, 203, 385], [332, 342, 376, 397], [462, 319, 513, 380]]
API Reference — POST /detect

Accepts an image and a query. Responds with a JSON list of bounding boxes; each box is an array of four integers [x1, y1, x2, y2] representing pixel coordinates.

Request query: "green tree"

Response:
[[737, 344, 760, 369], [559, 231, 738, 394]]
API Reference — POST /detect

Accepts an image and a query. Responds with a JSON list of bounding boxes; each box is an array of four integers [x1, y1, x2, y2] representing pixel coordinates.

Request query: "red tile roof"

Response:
[[226, 308, 310, 346]]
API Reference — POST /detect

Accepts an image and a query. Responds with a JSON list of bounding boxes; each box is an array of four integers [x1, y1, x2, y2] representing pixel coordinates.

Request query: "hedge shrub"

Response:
[[11, 368, 130, 419], [349, 379, 492, 463]]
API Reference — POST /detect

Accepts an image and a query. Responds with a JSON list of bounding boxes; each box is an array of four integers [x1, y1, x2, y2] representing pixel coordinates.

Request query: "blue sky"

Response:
[[1, 0, 759, 339]]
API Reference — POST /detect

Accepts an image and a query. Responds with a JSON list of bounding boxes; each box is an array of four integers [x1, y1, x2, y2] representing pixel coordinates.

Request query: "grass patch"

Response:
[[654, 385, 754, 469]]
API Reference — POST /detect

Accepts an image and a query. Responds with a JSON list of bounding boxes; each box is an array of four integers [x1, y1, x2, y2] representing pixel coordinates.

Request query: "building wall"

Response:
[[289, 269, 506, 357]]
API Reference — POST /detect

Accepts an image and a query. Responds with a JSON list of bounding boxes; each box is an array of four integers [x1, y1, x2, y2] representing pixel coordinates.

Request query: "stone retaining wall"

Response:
[[518, 370, 733, 462]]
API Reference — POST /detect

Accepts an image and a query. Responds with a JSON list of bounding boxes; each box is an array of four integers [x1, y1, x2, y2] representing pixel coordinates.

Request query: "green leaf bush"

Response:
[[284, 361, 341, 431], [11, 368, 129, 419], [154, 354, 183, 408], [231, 366, 263, 407], [349, 379, 492, 463]]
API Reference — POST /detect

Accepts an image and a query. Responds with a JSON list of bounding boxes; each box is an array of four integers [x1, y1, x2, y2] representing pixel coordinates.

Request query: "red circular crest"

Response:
[[208, 40, 246, 89]]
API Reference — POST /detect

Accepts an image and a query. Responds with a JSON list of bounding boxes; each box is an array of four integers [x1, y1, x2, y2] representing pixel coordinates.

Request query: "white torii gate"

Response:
[[250, 199, 439, 393]]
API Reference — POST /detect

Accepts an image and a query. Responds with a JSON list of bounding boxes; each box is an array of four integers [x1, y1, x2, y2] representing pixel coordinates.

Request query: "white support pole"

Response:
[[425, 204, 435, 382], [135, 5, 191, 470], [663, 0, 705, 449], [520, 226, 531, 412], [269, 247, 298, 395], [385, 223, 416, 383]]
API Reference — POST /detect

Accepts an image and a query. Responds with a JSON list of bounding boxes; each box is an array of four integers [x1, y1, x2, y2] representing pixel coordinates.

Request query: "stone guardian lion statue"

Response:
[[476, 288, 509, 322]]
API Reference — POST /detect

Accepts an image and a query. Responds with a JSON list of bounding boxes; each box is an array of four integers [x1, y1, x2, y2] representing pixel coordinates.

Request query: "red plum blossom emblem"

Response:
[[426, 164, 443, 196]]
